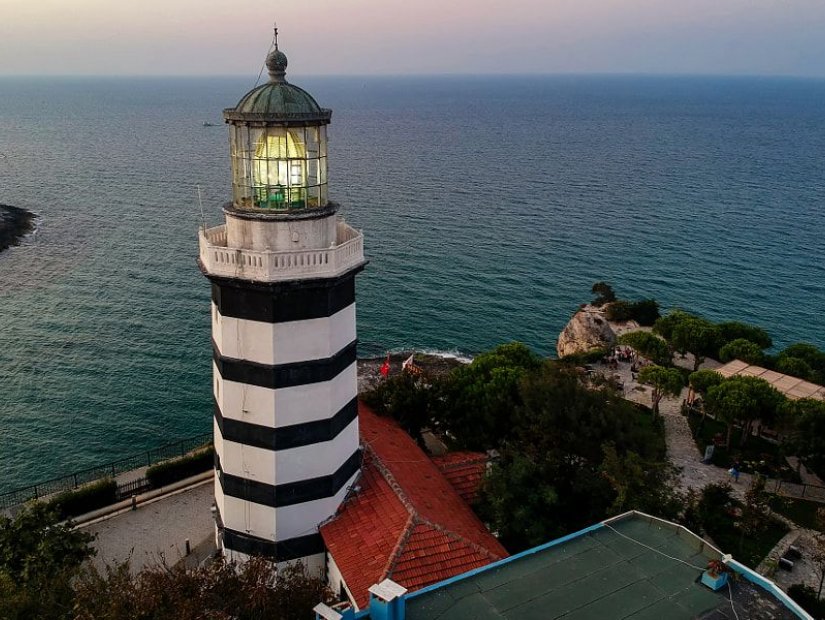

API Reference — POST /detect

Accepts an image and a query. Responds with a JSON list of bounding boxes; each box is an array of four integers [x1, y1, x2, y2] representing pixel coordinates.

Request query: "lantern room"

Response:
[[223, 41, 331, 212]]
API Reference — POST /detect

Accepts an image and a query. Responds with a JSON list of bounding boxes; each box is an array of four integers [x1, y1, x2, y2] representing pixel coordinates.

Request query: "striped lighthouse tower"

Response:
[[198, 33, 365, 571]]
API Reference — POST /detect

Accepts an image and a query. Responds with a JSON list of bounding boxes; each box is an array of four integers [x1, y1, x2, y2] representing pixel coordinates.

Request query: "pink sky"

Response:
[[1, 0, 824, 76]]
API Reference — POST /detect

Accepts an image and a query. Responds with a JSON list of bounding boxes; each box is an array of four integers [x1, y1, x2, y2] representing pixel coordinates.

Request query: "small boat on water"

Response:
[[203, 121, 217, 127]]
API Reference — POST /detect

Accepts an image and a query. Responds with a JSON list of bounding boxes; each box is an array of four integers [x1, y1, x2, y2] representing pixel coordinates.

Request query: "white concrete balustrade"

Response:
[[199, 220, 365, 282]]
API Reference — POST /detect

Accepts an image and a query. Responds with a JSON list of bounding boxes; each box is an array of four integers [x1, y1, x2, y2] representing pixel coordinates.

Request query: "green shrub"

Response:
[[604, 300, 633, 321], [47, 477, 117, 519], [629, 299, 661, 326], [788, 584, 825, 619], [719, 338, 765, 365], [146, 446, 214, 488], [604, 299, 660, 326], [591, 281, 616, 307], [558, 347, 608, 365]]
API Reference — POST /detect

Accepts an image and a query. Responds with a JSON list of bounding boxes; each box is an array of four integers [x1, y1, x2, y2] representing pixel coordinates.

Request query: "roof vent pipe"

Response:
[[367, 579, 408, 620]]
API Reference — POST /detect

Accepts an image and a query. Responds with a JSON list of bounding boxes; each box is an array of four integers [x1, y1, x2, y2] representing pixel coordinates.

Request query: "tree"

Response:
[[362, 371, 435, 447], [434, 342, 542, 450], [778, 343, 825, 385], [717, 321, 773, 351], [719, 338, 766, 365], [600, 445, 682, 519], [591, 281, 616, 307], [775, 356, 816, 382], [477, 359, 676, 551], [705, 376, 784, 448], [604, 299, 660, 326], [783, 399, 825, 474], [628, 299, 661, 326], [738, 476, 772, 553], [671, 316, 722, 371], [637, 365, 684, 417], [689, 369, 723, 397], [652, 310, 697, 342], [688, 369, 724, 425], [0, 503, 96, 620], [72, 557, 332, 620], [618, 331, 671, 366]]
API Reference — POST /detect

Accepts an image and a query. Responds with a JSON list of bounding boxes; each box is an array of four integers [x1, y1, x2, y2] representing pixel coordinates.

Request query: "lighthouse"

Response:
[[198, 33, 365, 571]]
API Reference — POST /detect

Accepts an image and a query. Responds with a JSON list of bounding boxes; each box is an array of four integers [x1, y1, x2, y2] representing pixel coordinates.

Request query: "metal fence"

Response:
[[763, 478, 825, 503], [0, 433, 212, 510]]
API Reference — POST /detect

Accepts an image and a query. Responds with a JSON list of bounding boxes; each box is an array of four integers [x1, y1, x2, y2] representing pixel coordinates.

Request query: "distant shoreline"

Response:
[[0, 204, 36, 253]]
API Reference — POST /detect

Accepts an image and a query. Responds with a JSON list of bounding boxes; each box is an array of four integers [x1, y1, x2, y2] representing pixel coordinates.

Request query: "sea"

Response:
[[0, 75, 824, 491]]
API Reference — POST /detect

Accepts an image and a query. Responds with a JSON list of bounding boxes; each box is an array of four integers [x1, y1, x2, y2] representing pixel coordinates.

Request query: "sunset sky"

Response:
[[1, 0, 824, 77]]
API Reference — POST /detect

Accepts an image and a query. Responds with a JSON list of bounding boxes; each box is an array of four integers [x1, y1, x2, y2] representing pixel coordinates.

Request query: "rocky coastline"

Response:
[[556, 304, 643, 358], [0, 204, 36, 253], [357, 351, 467, 393]]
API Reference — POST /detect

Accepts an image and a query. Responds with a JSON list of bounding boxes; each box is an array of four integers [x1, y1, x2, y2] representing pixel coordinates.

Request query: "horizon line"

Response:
[[1, 71, 824, 81]]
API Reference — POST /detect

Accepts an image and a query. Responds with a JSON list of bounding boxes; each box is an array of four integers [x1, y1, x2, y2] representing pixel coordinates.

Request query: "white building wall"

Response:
[[216, 470, 359, 542], [213, 362, 357, 428], [215, 418, 359, 485], [223, 549, 327, 578], [327, 553, 359, 610], [212, 303, 356, 366], [224, 209, 337, 252]]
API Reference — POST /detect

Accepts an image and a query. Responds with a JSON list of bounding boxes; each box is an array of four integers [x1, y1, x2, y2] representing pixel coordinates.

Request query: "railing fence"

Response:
[[0, 433, 211, 511]]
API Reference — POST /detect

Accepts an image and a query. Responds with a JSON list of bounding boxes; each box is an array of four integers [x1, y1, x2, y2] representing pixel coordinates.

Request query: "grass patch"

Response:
[[770, 496, 825, 531], [686, 412, 798, 481]]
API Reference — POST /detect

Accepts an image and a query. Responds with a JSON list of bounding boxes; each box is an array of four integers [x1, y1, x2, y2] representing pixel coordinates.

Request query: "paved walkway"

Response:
[[601, 357, 825, 503], [601, 358, 743, 496], [81, 479, 215, 574], [601, 351, 825, 585]]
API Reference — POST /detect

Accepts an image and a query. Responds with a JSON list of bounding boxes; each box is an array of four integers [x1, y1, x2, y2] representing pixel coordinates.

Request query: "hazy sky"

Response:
[[1, 0, 824, 77]]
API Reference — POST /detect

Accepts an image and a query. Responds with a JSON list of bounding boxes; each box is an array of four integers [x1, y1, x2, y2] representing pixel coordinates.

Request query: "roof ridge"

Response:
[[434, 453, 489, 471], [381, 512, 418, 582], [413, 516, 505, 562], [362, 442, 418, 516]]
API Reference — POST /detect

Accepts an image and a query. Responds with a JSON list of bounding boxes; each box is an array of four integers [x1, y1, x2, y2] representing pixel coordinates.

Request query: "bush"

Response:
[[718, 338, 765, 365], [558, 347, 609, 365], [629, 299, 661, 326], [48, 478, 117, 519], [591, 281, 616, 307], [776, 355, 815, 382], [146, 446, 214, 488], [604, 299, 660, 326], [788, 584, 825, 619], [717, 321, 773, 350]]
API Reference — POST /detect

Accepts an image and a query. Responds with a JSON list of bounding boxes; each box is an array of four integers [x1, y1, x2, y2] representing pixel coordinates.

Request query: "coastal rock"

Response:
[[556, 305, 616, 358], [0, 204, 36, 253]]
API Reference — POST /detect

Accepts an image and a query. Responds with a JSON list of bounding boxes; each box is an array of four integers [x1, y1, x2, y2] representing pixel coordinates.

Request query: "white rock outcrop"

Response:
[[556, 305, 616, 358]]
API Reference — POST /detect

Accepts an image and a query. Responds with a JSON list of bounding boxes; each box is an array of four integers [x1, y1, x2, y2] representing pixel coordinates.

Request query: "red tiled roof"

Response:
[[320, 403, 507, 609], [432, 451, 488, 505]]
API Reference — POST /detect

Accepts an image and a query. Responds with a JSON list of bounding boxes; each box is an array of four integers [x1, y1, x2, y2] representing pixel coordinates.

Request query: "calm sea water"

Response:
[[1, 75, 824, 491]]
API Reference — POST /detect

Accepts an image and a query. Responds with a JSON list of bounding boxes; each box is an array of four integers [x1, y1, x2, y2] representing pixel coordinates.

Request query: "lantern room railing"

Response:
[[198, 220, 365, 282]]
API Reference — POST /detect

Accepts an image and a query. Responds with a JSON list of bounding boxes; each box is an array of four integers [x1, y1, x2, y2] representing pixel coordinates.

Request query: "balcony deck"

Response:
[[198, 219, 365, 282]]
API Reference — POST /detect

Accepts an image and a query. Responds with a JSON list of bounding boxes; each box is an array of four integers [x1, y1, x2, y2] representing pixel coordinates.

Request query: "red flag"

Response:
[[379, 353, 390, 378]]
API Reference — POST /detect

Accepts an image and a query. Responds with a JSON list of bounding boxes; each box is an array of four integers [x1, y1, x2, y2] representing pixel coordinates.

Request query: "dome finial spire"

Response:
[[265, 23, 288, 83]]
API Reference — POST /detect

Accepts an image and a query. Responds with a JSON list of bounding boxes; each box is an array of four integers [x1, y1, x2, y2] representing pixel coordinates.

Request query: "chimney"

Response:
[[367, 579, 408, 620]]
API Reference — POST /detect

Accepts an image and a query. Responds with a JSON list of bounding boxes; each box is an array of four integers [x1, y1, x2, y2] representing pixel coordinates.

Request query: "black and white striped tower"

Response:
[[198, 33, 365, 571]]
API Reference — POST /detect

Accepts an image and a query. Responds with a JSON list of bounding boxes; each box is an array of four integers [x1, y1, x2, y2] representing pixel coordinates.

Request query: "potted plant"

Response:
[[702, 559, 731, 591]]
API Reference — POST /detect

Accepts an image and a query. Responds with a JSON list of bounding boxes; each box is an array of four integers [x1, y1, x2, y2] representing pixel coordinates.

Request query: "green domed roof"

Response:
[[234, 81, 322, 116], [223, 46, 331, 124]]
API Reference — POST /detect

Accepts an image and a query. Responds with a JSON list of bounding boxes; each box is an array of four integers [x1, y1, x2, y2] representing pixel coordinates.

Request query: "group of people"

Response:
[[602, 346, 637, 369], [602, 345, 652, 381]]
